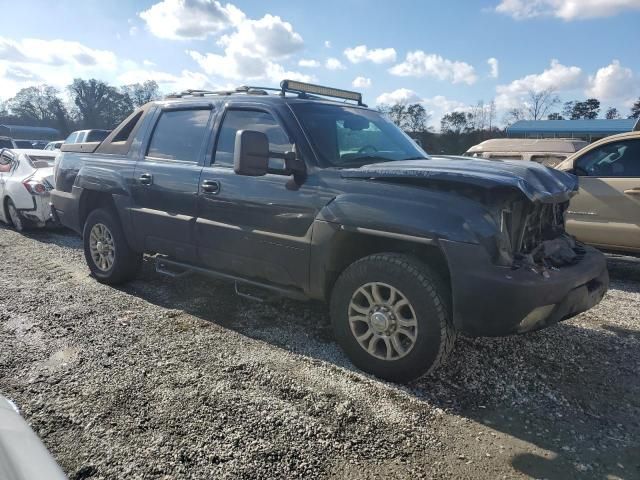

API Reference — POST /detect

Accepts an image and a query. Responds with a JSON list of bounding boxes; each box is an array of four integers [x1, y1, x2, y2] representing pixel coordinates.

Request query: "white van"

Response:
[[465, 138, 589, 167]]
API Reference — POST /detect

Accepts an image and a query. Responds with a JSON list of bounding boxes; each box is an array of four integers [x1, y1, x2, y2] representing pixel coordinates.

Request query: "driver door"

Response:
[[566, 138, 640, 251], [196, 105, 323, 288]]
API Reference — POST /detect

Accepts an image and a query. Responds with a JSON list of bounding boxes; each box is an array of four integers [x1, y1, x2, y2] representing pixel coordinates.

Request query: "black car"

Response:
[[51, 80, 608, 382]]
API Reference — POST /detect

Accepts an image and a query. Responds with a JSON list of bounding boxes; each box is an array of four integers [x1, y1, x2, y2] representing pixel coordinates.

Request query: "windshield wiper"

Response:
[[401, 156, 430, 161]]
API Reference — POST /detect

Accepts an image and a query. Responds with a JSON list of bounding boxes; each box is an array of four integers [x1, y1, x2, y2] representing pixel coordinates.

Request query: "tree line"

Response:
[[0, 79, 161, 137], [382, 89, 640, 154]]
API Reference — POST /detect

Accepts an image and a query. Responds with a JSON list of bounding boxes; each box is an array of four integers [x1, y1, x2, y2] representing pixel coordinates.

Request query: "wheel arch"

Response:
[[77, 189, 139, 252], [310, 222, 451, 305]]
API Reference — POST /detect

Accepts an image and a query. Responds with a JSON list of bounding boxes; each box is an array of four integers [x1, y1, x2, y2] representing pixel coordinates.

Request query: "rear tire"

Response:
[[7, 199, 27, 232], [330, 253, 456, 383], [83, 208, 142, 285]]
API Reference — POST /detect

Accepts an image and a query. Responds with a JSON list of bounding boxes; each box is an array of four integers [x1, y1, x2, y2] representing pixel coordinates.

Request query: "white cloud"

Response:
[[344, 45, 397, 64], [488, 57, 499, 78], [495, 0, 640, 20], [139, 0, 241, 40], [495, 59, 583, 108], [0, 37, 117, 69], [117, 68, 214, 92], [325, 57, 345, 70], [586, 60, 639, 104], [143, 59, 156, 67], [162, 2, 307, 85], [376, 88, 422, 105], [324, 40, 331, 48], [188, 50, 313, 83], [0, 37, 120, 98], [423, 95, 468, 113], [216, 13, 303, 59], [298, 59, 320, 68], [352, 76, 371, 88], [389, 50, 477, 85]]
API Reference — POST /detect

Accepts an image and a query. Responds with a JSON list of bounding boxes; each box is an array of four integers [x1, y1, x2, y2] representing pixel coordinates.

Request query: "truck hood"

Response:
[[340, 156, 578, 204]]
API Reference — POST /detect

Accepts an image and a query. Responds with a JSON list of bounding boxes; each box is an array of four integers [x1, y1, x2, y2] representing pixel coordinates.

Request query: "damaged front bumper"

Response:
[[441, 239, 609, 337]]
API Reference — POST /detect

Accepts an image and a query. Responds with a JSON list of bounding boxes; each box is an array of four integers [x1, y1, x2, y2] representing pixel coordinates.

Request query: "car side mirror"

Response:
[[234, 130, 270, 176]]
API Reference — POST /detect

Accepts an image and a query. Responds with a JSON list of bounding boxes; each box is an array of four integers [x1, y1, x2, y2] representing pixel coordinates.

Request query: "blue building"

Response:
[[507, 118, 640, 142], [0, 124, 61, 141]]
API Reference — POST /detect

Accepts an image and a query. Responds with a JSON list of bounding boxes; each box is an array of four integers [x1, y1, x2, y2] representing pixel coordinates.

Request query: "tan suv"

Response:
[[465, 138, 588, 167], [557, 131, 640, 254]]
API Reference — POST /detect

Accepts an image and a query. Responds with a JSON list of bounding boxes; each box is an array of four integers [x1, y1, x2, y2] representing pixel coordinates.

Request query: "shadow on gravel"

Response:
[[116, 255, 640, 480], [14, 226, 82, 249], [17, 226, 640, 479]]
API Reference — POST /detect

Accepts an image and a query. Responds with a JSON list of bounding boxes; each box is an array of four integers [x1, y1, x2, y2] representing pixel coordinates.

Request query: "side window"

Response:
[[575, 140, 640, 177], [146, 109, 211, 162], [214, 110, 292, 167]]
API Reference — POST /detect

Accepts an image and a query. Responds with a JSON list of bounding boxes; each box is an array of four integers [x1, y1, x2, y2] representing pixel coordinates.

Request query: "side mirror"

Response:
[[234, 130, 270, 176]]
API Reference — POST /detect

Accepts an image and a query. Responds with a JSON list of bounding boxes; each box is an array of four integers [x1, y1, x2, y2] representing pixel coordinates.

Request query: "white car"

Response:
[[0, 149, 57, 231], [44, 140, 64, 151]]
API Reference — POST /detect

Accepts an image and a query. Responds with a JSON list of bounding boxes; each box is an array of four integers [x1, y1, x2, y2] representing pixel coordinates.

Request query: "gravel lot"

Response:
[[1, 224, 639, 479]]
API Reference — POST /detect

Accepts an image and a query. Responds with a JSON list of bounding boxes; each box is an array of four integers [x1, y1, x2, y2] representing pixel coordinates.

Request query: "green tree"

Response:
[[547, 112, 564, 120], [68, 78, 133, 129], [440, 111, 468, 133], [405, 104, 430, 133], [121, 80, 161, 108], [7, 85, 61, 122], [5, 85, 71, 134], [605, 107, 621, 119], [568, 98, 600, 119], [630, 98, 640, 119]]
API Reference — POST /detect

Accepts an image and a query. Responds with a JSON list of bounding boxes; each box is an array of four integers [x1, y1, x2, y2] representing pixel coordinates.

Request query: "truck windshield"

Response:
[[290, 103, 428, 167]]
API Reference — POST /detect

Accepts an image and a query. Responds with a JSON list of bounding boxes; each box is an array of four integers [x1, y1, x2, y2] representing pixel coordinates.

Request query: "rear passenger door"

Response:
[[131, 105, 214, 262]]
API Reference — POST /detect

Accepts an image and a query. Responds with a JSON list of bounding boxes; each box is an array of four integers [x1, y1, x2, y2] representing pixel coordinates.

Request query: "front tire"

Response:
[[83, 208, 141, 285], [330, 253, 456, 383]]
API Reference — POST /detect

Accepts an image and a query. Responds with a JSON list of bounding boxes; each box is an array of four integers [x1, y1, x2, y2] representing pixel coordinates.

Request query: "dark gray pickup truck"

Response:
[[51, 80, 608, 382]]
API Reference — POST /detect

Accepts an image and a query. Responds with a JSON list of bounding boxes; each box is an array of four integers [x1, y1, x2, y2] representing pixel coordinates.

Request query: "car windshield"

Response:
[[290, 103, 428, 167], [15, 140, 34, 148]]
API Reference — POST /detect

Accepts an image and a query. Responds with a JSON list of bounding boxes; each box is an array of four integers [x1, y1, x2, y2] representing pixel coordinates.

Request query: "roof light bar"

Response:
[[280, 80, 363, 105]]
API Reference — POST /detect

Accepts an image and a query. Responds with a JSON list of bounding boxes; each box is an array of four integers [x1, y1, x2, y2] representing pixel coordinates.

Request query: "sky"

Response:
[[1, 0, 640, 128]]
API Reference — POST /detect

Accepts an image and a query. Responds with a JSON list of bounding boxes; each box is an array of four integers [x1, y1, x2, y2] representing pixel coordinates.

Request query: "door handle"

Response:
[[139, 173, 153, 185], [201, 179, 220, 194], [623, 188, 640, 196]]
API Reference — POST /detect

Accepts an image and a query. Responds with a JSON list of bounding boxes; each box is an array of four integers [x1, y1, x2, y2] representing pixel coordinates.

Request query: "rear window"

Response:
[[86, 130, 110, 142], [488, 154, 523, 161], [146, 109, 211, 162]]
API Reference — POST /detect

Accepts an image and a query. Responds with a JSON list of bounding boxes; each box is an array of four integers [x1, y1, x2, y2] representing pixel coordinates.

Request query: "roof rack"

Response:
[[165, 80, 366, 106]]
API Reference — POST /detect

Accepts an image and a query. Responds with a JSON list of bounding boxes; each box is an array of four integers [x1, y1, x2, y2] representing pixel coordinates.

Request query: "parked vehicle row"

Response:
[[464, 138, 588, 167], [40, 80, 608, 382], [0, 149, 56, 231]]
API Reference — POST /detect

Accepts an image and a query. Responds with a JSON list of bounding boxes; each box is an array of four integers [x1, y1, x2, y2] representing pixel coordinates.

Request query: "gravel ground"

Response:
[[1, 224, 639, 479]]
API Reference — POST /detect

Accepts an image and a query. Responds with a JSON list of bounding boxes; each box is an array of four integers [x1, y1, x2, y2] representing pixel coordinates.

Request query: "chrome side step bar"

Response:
[[154, 256, 308, 302]]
